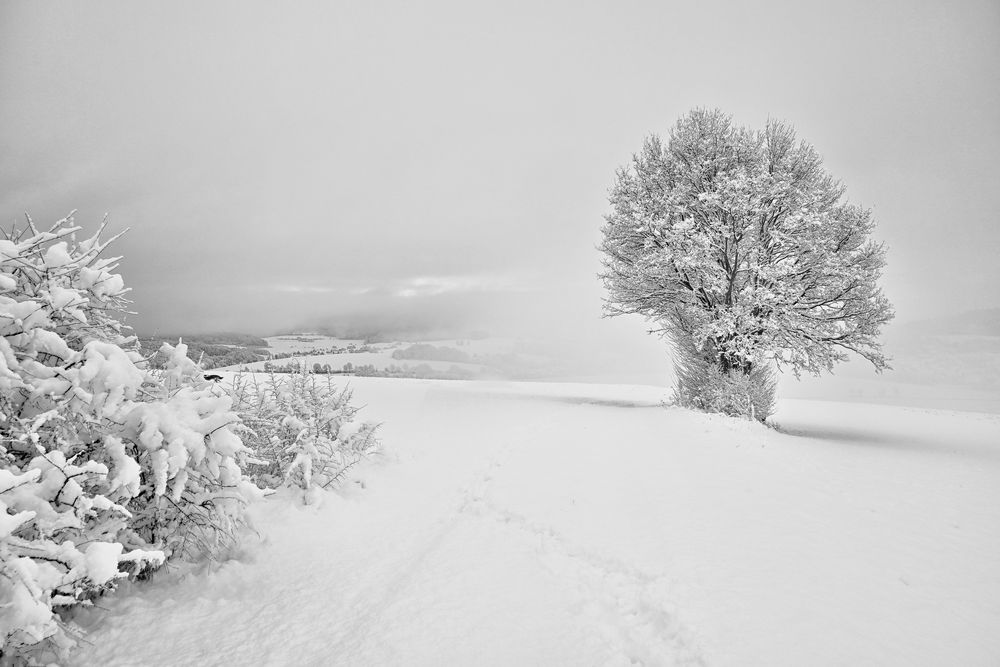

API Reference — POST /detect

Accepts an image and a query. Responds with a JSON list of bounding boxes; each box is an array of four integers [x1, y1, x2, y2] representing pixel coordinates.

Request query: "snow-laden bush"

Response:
[[0, 215, 257, 661], [230, 368, 379, 499], [673, 338, 776, 421]]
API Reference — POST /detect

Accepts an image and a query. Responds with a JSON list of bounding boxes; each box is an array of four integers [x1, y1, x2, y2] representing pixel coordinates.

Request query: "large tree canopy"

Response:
[[601, 109, 894, 382]]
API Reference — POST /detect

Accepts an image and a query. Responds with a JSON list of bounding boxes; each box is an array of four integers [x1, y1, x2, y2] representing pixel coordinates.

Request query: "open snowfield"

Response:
[[69, 378, 1000, 666]]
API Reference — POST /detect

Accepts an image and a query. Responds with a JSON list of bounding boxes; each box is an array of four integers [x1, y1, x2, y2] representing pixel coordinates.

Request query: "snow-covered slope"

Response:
[[263, 335, 367, 355], [70, 379, 1000, 666]]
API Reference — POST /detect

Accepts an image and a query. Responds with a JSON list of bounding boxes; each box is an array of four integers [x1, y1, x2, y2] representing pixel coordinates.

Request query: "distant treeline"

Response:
[[259, 360, 477, 381], [268, 343, 373, 362], [139, 333, 270, 369], [144, 333, 270, 346]]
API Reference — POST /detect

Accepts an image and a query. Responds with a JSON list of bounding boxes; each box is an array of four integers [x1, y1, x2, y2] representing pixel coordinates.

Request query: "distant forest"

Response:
[[139, 332, 270, 369]]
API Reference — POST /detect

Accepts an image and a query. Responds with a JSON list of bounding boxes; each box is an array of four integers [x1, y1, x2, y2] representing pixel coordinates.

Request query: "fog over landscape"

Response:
[[3, 2, 998, 358]]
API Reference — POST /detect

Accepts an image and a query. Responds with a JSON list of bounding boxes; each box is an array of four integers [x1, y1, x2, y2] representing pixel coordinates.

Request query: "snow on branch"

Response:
[[0, 215, 258, 661]]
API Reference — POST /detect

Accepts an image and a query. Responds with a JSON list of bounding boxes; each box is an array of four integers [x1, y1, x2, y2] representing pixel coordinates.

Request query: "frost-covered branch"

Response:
[[0, 214, 257, 661]]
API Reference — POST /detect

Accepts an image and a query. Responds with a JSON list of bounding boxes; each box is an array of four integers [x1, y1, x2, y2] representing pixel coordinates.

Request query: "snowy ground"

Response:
[[70, 379, 1000, 666]]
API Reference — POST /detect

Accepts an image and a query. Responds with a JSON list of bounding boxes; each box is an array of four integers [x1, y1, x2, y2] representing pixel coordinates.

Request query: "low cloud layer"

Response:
[[2, 1, 998, 359]]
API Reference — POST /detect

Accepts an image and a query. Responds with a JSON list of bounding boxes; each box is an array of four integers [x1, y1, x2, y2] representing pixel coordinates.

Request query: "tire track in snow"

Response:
[[462, 466, 705, 667]]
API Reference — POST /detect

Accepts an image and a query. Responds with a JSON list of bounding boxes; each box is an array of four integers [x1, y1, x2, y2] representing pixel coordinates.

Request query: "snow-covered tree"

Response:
[[601, 109, 894, 420], [0, 215, 257, 660]]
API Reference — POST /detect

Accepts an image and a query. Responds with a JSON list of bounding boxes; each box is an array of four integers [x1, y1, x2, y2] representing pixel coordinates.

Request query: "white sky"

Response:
[[2, 0, 998, 343]]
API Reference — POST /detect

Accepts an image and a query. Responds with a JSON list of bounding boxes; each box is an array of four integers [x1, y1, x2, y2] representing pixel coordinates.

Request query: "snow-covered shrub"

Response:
[[0, 215, 256, 660], [672, 336, 776, 421], [230, 367, 379, 498], [126, 341, 258, 560]]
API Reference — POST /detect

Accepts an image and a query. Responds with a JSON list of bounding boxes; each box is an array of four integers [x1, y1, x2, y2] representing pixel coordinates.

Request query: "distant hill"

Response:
[[139, 332, 270, 347], [873, 308, 1000, 392], [138, 332, 270, 369], [897, 308, 1000, 337]]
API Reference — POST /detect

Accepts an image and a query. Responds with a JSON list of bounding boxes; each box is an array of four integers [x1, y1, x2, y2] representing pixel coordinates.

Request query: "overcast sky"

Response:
[[2, 1, 998, 346]]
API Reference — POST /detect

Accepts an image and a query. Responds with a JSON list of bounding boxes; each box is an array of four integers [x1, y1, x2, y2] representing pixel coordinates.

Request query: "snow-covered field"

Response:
[[263, 335, 367, 355], [70, 378, 1000, 666]]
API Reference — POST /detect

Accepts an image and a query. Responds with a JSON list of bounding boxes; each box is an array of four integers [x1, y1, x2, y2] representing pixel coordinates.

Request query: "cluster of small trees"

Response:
[[0, 216, 379, 662], [262, 359, 355, 374], [602, 109, 893, 420]]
